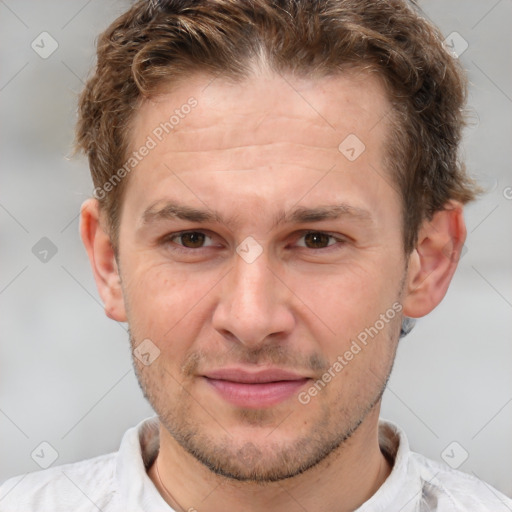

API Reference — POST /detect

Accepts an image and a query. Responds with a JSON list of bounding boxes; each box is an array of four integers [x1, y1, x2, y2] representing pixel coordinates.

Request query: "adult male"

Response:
[[1, 0, 510, 510]]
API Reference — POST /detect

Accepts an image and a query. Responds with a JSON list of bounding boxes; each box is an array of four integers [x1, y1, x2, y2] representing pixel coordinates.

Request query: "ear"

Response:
[[402, 201, 466, 318], [80, 198, 127, 322]]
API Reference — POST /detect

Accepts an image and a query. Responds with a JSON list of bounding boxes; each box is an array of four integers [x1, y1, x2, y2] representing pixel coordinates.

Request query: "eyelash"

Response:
[[161, 230, 347, 254]]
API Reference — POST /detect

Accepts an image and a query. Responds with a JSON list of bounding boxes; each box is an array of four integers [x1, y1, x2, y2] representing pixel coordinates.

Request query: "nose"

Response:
[[212, 248, 296, 348]]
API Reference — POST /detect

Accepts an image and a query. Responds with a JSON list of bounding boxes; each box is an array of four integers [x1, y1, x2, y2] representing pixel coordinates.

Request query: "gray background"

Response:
[[1, 0, 511, 499]]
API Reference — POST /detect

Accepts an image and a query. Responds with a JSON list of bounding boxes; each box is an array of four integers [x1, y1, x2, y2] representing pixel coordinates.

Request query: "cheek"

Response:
[[122, 260, 214, 344], [289, 260, 400, 344]]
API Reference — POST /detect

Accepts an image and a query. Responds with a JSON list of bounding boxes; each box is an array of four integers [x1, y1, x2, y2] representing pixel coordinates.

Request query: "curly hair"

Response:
[[75, 0, 480, 255]]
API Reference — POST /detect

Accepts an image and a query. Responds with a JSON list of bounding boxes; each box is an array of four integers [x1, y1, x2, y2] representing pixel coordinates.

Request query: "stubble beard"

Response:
[[130, 322, 400, 483]]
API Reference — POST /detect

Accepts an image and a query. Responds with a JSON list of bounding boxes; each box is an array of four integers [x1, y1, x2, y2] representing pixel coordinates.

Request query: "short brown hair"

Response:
[[76, 0, 479, 255]]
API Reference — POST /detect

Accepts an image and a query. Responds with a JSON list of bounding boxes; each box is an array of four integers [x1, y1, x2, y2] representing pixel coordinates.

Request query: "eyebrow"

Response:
[[140, 201, 373, 229], [142, 202, 222, 225], [275, 204, 372, 227]]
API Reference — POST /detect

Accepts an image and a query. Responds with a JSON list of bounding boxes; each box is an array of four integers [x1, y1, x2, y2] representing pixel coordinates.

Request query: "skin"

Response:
[[81, 69, 466, 511]]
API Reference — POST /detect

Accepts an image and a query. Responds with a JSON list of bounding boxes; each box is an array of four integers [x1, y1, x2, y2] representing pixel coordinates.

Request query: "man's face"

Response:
[[117, 71, 407, 481]]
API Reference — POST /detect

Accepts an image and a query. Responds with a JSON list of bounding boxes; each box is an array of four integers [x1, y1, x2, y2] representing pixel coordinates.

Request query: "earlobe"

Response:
[[402, 201, 466, 318], [79, 198, 127, 322]]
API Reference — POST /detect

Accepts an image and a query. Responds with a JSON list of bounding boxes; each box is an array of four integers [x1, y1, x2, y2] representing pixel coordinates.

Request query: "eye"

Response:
[[167, 231, 215, 249], [295, 231, 343, 249]]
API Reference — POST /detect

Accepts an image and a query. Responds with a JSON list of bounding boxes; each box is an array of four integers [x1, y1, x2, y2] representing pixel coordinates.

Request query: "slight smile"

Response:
[[202, 368, 311, 408]]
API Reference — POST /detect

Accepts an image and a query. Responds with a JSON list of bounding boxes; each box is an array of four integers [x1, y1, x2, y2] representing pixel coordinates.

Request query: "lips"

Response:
[[202, 368, 310, 408]]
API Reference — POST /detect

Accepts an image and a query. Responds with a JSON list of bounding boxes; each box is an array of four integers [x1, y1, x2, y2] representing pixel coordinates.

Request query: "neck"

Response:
[[148, 407, 391, 512]]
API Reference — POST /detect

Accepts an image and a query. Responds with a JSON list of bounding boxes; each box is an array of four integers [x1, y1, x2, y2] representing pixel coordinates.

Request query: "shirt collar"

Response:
[[116, 415, 171, 511], [355, 418, 421, 511]]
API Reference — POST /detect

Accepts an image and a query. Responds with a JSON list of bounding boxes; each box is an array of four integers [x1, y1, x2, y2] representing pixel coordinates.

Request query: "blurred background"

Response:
[[1, 0, 511, 498]]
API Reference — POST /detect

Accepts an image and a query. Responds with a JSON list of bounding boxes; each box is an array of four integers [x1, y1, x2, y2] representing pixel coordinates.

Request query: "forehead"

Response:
[[122, 70, 398, 227], [129, 70, 392, 159]]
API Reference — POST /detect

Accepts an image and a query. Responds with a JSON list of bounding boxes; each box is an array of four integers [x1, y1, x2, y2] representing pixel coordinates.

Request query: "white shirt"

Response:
[[1, 416, 511, 511]]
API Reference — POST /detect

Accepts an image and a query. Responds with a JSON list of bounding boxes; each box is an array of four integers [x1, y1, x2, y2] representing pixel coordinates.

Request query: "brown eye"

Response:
[[178, 232, 206, 248], [303, 232, 332, 249]]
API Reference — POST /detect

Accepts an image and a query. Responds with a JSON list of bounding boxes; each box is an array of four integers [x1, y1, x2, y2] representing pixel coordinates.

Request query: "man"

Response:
[[1, 0, 510, 510]]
